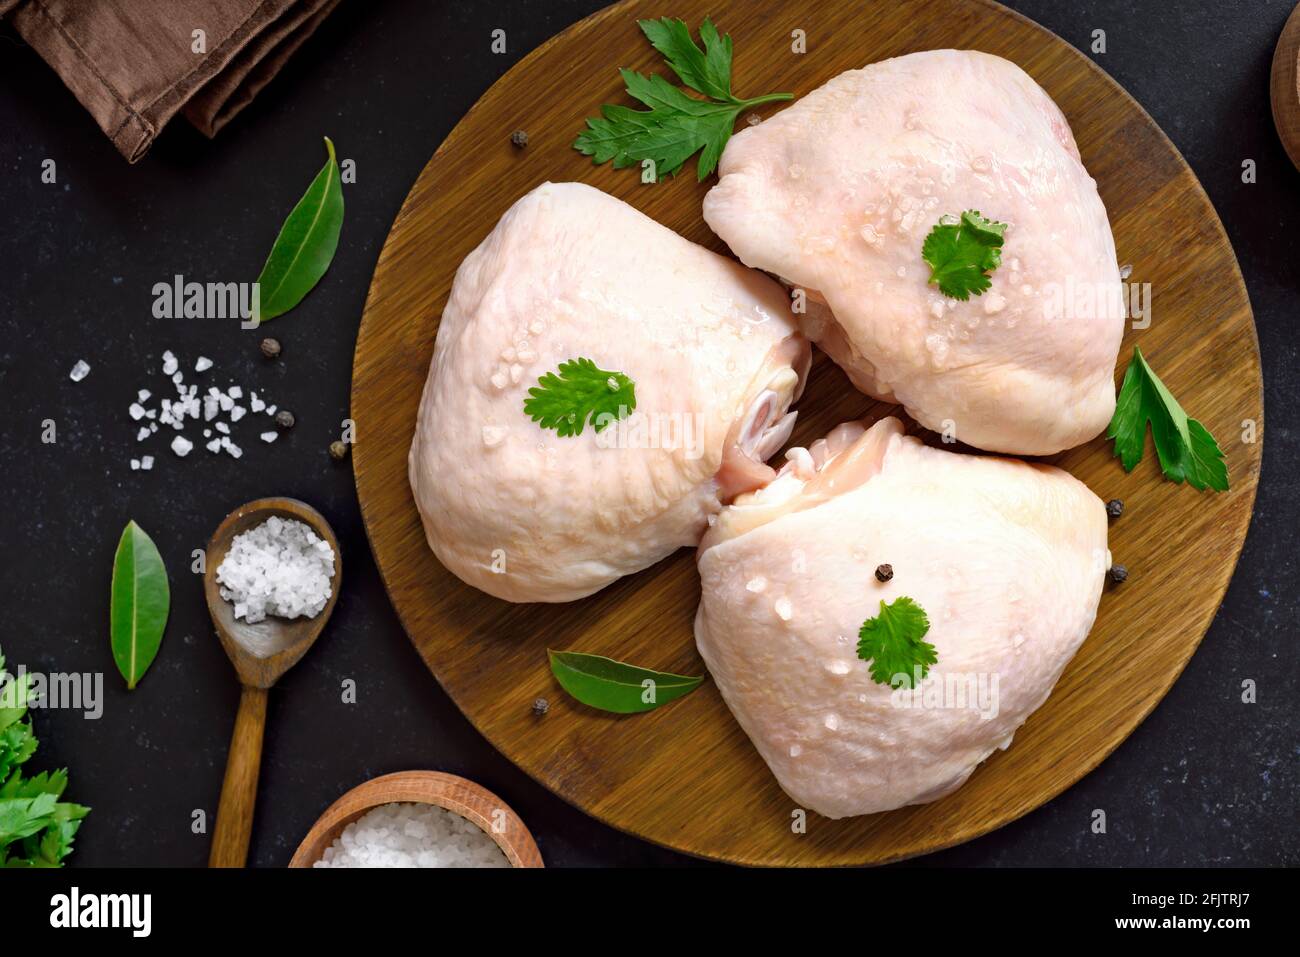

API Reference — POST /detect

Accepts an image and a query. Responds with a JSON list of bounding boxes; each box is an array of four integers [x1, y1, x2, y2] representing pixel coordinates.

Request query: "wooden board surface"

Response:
[[351, 0, 1263, 865]]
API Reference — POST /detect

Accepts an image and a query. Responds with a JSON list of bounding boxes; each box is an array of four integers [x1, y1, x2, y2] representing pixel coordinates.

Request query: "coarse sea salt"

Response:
[[215, 516, 334, 624], [313, 803, 510, 869], [69, 359, 91, 382]]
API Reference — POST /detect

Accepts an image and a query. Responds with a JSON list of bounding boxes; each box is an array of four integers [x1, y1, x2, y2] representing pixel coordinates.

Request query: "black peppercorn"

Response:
[[532, 697, 549, 716], [275, 409, 295, 429], [1105, 499, 1124, 519], [260, 337, 281, 359], [1108, 564, 1128, 584], [875, 563, 894, 583], [510, 129, 528, 148], [329, 439, 348, 461]]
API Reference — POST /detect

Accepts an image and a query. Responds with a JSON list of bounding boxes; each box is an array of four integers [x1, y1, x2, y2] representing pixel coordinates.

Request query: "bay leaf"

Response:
[[548, 650, 704, 714], [253, 136, 345, 323], [109, 521, 170, 690]]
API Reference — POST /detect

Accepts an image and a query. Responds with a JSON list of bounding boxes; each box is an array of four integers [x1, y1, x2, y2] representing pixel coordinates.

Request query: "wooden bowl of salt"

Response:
[[289, 770, 544, 868]]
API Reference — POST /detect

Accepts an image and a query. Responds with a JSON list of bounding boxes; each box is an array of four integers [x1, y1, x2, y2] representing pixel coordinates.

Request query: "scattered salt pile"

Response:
[[125, 349, 285, 467], [313, 803, 510, 868], [215, 516, 334, 624]]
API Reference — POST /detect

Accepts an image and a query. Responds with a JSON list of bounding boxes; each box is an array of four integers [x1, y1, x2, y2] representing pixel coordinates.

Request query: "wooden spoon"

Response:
[[203, 497, 342, 868], [289, 770, 544, 867]]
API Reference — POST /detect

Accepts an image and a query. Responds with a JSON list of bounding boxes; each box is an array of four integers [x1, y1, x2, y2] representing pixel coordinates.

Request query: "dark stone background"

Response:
[[0, 0, 1294, 867]]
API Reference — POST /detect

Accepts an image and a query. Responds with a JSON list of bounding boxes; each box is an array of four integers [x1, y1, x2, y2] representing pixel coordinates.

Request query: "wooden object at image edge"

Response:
[[349, 0, 1263, 865]]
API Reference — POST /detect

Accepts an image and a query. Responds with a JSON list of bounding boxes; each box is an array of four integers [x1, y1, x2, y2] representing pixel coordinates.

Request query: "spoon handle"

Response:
[[209, 685, 268, 867]]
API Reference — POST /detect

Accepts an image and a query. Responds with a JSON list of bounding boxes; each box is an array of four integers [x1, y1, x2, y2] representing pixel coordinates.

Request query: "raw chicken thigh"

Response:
[[702, 50, 1125, 455], [695, 417, 1108, 818], [410, 182, 809, 603]]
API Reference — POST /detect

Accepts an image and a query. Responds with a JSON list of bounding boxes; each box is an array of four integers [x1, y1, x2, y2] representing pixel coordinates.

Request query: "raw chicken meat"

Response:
[[410, 182, 810, 603], [702, 50, 1125, 455], [695, 417, 1108, 818]]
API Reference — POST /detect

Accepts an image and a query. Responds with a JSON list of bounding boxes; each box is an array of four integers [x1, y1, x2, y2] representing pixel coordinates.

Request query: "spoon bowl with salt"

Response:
[[204, 496, 341, 868]]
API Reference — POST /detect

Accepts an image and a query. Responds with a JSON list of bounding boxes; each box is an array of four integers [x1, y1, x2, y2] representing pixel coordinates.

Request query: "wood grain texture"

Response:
[[350, 0, 1263, 865], [1270, 3, 1300, 170], [288, 771, 544, 867], [209, 686, 268, 868]]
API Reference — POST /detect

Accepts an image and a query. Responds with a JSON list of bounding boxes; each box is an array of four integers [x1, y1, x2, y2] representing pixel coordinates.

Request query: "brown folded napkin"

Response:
[[4, 0, 340, 162]]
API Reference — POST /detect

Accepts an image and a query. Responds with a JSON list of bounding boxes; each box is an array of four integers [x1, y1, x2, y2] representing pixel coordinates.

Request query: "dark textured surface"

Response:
[[0, 0, 1294, 868]]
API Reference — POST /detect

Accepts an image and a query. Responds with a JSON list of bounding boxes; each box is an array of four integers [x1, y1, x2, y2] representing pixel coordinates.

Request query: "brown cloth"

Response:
[[2, 0, 341, 162]]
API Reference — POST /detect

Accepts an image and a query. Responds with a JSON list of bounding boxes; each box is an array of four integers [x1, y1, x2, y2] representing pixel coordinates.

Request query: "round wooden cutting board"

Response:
[[351, 0, 1262, 865]]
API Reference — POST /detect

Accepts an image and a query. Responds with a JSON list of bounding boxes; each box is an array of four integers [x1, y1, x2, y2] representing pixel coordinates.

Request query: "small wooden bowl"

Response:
[[288, 771, 544, 868], [1271, 2, 1300, 171]]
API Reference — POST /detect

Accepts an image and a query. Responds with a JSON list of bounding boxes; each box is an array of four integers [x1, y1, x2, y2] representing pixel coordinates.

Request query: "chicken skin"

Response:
[[703, 50, 1125, 455], [410, 182, 809, 602], [695, 417, 1108, 818]]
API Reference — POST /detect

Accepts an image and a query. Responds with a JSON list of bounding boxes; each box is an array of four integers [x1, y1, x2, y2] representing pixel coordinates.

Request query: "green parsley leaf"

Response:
[[1107, 347, 1228, 492], [0, 646, 88, 866], [857, 597, 938, 688], [574, 18, 792, 181], [523, 358, 637, 438], [921, 210, 1007, 300], [640, 16, 735, 101]]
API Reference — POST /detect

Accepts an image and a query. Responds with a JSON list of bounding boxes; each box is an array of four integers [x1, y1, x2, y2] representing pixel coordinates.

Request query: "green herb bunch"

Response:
[[0, 647, 89, 867]]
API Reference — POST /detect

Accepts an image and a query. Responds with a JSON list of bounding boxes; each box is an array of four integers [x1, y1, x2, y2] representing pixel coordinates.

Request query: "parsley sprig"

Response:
[[574, 17, 792, 181], [857, 597, 938, 688], [1107, 346, 1228, 492], [0, 647, 89, 867], [921, 210, 1007, 300], [524, 358, 636, 438]]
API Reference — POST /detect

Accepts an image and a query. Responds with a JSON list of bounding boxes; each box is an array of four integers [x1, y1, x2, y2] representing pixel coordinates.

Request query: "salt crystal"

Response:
[[216, 516, 335, 624], [172, 371, 184, 386], [162, 350, 178, 375], [137, 426, 150, 441], [203, 429, 212, 438], [774, 597, 793, 621], [265, 404, 277, 416], [249, 394, 265, 413], [218, 394, 234, 412], [311, 802, 507, 869], [230, 406, 246, 422], [228, 385, 242, 399], [195, 356, 213, 372], [215, 422, 230, 434], [206, 438, 222, 453], [129, 403, 146, 420], [224, 440, 242, 459], [144, 408, 157, 419], [203, 396, 219, 421], [130, 459, 140, 470], [260, 431, 278, 443], [140, 456, 154, 471], [137, 389, 151, 402], [68, 360, 90, 382], [171, 435, 193, 457]]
